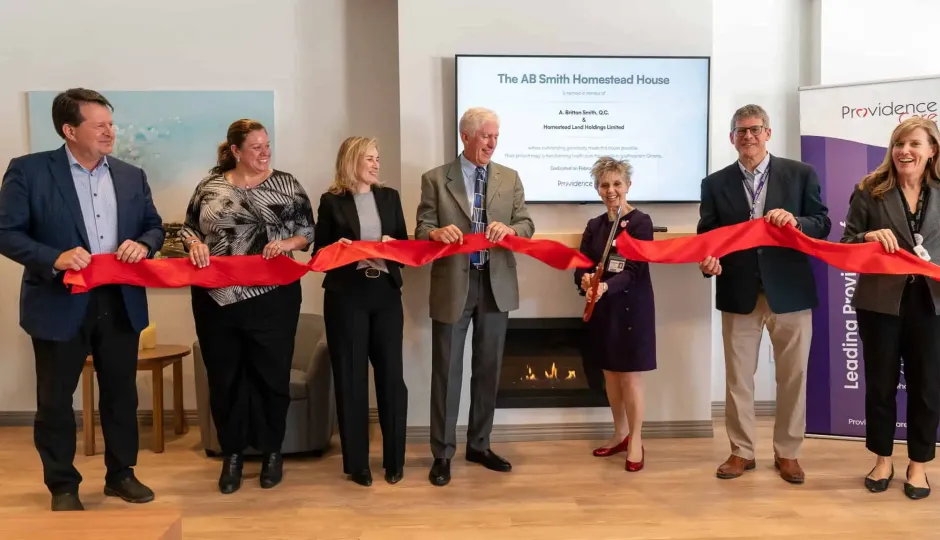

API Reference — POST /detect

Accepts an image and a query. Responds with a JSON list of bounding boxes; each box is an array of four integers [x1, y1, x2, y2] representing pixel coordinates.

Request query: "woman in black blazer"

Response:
[[313, 136, 408, 487]]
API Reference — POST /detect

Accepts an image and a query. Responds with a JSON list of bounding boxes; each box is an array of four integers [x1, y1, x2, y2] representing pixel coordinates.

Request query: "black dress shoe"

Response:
[[218, 453, 244, 494], [349, 469, 372, 486], [51, 492, 84, 511], [103, 475, 155, 503], [260, 452, 283, 489], [429, 458, 451, 486], [904, 464, 931, 500], [466, 448, 512, 472], [864, 464, 894, 493], [385, 469, 404, 484]]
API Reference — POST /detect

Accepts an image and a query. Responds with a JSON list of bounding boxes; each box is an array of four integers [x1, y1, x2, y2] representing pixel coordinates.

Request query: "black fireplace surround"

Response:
[[495, 317, 609, 408]]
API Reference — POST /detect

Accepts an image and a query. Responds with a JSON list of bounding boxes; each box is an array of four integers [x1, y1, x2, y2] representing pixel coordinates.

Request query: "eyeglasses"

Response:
[[733, 126, 765, 137]]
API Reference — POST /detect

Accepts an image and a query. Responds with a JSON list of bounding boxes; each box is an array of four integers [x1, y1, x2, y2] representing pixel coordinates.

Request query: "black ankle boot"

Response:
[[260, 452, 283, 489], [219, 453, 243, 494]]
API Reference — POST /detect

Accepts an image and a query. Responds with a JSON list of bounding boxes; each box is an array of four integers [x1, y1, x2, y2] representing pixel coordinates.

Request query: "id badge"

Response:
[[914, 244, 931, 262], [606, 254, 626, 273]]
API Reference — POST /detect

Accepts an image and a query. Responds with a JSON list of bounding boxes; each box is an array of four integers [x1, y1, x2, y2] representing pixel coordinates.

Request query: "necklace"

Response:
[[225, 170, 270, 189]]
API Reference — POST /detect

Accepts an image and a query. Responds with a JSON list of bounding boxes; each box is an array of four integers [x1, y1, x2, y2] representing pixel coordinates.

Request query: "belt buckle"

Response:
[[364, 268, 380, 279]]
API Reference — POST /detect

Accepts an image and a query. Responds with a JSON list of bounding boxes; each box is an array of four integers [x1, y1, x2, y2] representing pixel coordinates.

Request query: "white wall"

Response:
[[398, 0, 716, 426], [707, 0, 815, 404], [0, 0, 400, 411], [0, 0, 842, 427], [819, 0, 940, 85]]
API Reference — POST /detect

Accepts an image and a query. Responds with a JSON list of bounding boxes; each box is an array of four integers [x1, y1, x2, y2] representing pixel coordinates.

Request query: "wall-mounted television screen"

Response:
[[455, 54, 710, 203]]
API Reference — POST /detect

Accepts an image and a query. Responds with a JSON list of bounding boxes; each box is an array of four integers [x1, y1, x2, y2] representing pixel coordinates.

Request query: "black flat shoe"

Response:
[[218, 453, 244, 494], [864, 464, 893, 493], [385, 469, 403, 484], [260, 452, 283, 489], [103, 475, 155, 503], [429, 458, 451, 486], [466, 448, 512, 472], [51, 492, 84, 511], [904, 464, 931, 500], [349, 469, 372, 486]]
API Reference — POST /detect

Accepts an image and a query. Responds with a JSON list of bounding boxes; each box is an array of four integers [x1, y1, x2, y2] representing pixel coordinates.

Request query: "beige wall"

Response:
[[0, 0, 400, 411]]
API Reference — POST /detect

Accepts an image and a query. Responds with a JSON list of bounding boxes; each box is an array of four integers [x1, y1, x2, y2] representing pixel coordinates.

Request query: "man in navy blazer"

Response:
[[697, 104, 830, 486], [0, 89, 165, 511]]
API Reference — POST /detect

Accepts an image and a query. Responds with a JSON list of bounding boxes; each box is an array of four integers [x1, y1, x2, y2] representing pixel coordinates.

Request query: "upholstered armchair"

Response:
[[193, 313, 336, 456]]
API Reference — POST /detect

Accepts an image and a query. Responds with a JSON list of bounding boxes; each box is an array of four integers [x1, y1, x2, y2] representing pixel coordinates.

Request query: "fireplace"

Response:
[[496, 317, 609, 408]]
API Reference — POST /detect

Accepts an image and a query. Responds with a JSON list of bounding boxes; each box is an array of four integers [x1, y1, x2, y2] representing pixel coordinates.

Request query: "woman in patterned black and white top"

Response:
[[180, 119, 314, 495]]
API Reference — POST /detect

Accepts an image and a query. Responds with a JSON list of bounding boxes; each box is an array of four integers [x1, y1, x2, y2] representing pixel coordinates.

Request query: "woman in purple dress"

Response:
[[574, 156, 656, 472]]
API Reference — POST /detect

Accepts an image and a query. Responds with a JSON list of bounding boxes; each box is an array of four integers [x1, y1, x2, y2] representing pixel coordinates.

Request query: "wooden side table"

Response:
[[82, 344, 191, 455]]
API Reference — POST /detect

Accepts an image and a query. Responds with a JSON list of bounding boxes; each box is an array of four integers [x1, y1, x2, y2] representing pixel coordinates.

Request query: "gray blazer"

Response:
[[415, 157, 535, 324], [840, 181, 940, 315]]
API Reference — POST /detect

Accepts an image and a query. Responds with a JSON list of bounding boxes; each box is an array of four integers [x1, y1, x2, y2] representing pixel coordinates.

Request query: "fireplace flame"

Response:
[[545, 362, 558, 380], [519, 364, 577, 382], [522, 365, 536, 381]]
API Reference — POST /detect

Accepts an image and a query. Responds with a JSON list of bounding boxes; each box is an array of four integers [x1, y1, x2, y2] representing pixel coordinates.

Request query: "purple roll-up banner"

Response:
[[799, 75, 940, 441]]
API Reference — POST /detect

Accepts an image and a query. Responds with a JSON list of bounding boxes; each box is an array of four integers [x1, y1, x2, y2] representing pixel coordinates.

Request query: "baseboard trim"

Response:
[[1, 409, 714, 443], [0, 410, 200, 428], [711, 400, 776, 418], [403, 420, 712, 444], [365, 407, 712, 442], [391, 420, 710, 444]]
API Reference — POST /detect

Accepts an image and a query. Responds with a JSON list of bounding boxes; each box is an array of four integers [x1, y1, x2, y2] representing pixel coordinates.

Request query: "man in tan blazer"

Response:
[[416, 107, 534, 487]]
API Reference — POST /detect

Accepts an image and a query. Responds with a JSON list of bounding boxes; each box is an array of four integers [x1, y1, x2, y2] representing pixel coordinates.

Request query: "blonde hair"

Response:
[[459, 107, 499, 138], [859, 117, 940, 198], [590, 156, 633, 190], [329, 136, 381, 195]]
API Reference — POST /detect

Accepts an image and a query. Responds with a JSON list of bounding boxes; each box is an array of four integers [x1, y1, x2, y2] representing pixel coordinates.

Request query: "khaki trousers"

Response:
[[721, 294, 812, 460]]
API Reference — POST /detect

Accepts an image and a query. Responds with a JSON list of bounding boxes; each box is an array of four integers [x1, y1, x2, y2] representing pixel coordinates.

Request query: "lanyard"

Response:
[[742, 162, 770, 219], [897, 180, 929, 239]]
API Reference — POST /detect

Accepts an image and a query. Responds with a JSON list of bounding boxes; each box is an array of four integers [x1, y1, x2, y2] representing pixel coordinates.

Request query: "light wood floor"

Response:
[[0, 420, 936, 539]]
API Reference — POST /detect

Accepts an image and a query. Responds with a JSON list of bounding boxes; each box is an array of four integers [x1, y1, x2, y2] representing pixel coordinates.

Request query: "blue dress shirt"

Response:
[[65, 145, 118, 254]]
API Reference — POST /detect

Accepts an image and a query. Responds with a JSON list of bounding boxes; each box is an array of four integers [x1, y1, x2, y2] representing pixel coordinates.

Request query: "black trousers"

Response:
[[31, 286, 140, 495], [323, 272, 407, 474], [858, 277, 940, 462], [192, 281, 301, 455]]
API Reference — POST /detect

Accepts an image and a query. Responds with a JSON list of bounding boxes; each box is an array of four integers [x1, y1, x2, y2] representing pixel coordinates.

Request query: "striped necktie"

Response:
[[470, 166, 488, 267]]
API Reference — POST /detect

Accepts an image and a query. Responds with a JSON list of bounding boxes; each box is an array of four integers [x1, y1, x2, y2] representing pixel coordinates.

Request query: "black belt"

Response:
[[362, 268, 381, 279]]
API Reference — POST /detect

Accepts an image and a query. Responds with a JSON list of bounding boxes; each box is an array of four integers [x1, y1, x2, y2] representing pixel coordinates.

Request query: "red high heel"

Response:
[[625, 446, 645, 472], [593, 435, 629, 457]]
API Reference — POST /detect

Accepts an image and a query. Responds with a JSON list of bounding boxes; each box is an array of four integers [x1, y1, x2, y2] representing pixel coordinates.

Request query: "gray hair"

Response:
[[591, 156, 633, 190], [730, 104, 770, 132], [459, 107, 499, 137]]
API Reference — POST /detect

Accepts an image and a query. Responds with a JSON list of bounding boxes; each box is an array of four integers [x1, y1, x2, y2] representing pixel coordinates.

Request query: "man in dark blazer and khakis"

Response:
[[416, 107, 534, 486], [697, 104, 830, 485]]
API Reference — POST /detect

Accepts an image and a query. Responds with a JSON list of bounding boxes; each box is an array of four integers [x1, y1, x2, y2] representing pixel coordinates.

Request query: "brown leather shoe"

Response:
[[774, 456, 805, 484], [716, 455, 756, 479]]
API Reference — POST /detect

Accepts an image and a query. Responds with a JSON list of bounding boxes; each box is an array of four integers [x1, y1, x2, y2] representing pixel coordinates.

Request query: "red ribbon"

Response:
[[64, 255, 311, 294], [62, 234, 594, 293], [308, 234, 590, 272], [614, 219, 940, 280]]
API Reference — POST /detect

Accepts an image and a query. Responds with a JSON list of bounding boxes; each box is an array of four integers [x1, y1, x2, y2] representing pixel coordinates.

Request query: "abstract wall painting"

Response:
[[27, 90, 275, 257]]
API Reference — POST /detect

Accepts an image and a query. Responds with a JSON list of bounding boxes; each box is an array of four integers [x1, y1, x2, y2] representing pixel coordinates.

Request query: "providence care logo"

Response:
[[841, 100, 938, 123]]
